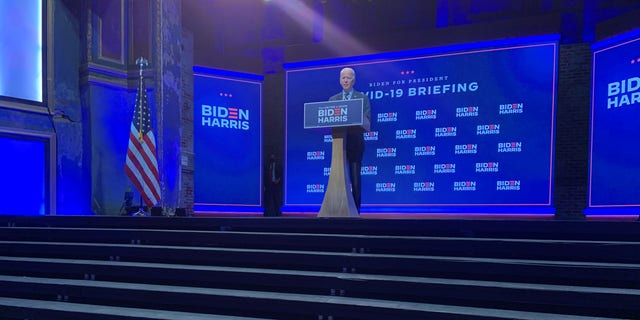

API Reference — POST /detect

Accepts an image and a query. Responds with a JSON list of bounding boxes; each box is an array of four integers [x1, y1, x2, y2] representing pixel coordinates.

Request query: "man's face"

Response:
[[340, 69, 355, 92]]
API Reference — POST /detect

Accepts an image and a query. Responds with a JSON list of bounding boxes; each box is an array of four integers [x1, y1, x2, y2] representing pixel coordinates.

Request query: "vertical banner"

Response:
[[284, 36, 558, 214], [588, 28, 640, 214], [193, 67, 263, 212]]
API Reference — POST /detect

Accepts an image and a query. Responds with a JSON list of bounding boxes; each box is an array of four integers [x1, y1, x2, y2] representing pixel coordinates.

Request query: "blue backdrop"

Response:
[[588, 28, 640, 213], [284, 36, 558, 213], [193, 67, 263, 212]]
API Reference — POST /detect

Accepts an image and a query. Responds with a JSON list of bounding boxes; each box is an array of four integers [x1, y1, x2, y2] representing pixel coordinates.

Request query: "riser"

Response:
[[0, 307, 173, 320], [0, 278, 514, 320], [0, 243, 638, 289], [0, 297, 271, 320], [1, 228, 639, 263], [0, 259, 638, 318], [2, 277, 635, 320], [2, 216, 640, 241]]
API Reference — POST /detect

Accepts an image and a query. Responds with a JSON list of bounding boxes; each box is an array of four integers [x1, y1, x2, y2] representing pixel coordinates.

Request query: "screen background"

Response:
[[285, 36, 557, 213], [588, 28, 640, 212]]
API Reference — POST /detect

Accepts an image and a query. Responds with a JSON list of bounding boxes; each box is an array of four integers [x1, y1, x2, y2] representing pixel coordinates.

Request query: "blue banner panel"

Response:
[[588, 28, 640, 212], [0, 134, 46, 215], [284, 37, 557, 213], [193, 68, 263, 211]]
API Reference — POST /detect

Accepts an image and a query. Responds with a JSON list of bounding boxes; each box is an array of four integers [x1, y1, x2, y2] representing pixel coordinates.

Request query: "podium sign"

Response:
[[304, 99, 364, 129], [304, 99, 365, 218]]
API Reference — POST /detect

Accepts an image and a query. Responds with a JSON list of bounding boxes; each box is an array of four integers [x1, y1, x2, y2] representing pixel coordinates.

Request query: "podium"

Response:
[[304, 99, 369, 218]]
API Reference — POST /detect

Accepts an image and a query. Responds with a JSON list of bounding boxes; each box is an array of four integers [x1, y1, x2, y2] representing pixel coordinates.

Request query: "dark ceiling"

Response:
[[181, 0, 640, 74]]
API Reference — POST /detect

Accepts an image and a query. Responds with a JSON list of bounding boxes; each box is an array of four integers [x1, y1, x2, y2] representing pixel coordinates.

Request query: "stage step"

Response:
[[0, 217, 638, 318], [1, 216, 640, 240], [1, 227, 639, 263], [0, 276, 629, 320], [0, 297, 273, 320], [0, 256, 638, 318], [0, 240, 638, 289]]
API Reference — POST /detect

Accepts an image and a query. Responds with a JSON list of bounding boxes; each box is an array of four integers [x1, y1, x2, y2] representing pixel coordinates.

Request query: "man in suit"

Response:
[[329, 67, 371, 212], [264, 153, 283, 216]]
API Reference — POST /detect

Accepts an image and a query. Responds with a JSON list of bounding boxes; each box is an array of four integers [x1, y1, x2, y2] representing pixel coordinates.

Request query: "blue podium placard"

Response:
[[304, 99, 363, 129]]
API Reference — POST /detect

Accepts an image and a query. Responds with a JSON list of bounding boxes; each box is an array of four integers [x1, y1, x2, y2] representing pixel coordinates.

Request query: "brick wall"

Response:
[[181, 30, 195, 215], [263, 73, 286, 160], [555, 43, 592, 218]]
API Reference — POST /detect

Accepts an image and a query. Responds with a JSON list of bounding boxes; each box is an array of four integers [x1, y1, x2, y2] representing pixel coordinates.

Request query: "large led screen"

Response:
[[0, 0, 43, 102], [193, 67, 263, 212], [588, 28, 640, 212], [0, 134, 47, 215], [284, 36, 557, 213]]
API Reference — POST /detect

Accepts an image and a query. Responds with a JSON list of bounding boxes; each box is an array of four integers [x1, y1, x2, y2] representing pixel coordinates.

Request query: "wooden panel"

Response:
[[95, 0, 124, 63]]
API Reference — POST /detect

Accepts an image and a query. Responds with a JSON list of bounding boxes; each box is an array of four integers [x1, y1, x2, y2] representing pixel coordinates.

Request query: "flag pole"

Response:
[[132, 57, 150, 217], [125, 55, 160, 215]]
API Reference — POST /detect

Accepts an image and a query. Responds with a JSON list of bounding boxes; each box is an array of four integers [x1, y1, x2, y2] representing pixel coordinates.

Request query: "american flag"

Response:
[[125, 68, 160, 207]]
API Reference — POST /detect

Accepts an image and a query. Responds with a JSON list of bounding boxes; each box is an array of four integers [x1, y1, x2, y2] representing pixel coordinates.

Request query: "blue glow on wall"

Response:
[[0, 0, 43, 103], [0, 135, 47, 215]]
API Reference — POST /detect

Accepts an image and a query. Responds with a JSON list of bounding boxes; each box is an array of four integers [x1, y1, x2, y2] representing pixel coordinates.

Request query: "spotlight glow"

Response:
[[268, 0, 371, 56]]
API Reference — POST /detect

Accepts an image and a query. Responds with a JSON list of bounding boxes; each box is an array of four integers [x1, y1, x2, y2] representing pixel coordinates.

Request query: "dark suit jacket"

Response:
[[329, 90, 371, 163], [265, 158, 283, 186]]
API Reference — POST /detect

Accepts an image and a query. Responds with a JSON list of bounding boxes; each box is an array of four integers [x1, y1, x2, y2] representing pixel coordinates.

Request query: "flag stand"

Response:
[[132, 195, 148, 217]]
